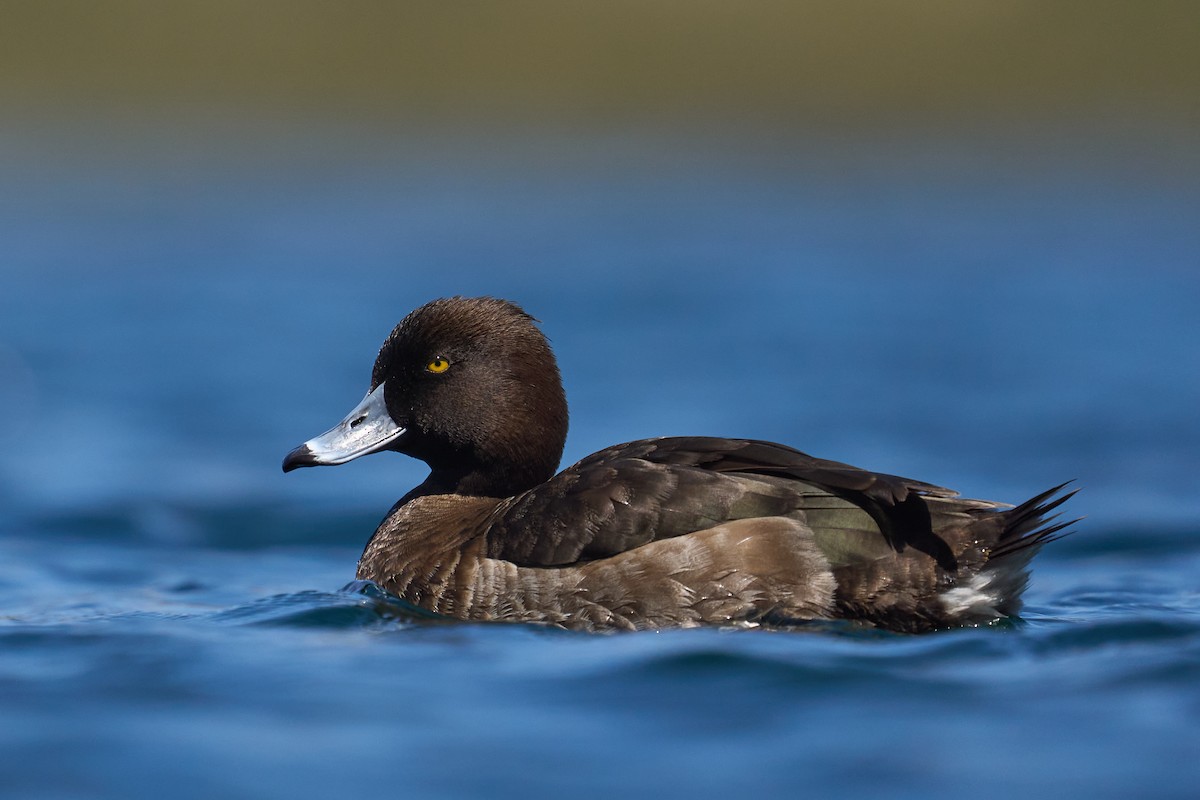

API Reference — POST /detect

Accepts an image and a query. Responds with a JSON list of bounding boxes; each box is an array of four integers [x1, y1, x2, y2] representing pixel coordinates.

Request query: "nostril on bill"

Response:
[[349, 414, 367, 429]]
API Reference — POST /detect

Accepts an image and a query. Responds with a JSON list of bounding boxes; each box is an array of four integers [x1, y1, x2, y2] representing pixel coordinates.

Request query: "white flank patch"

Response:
[[940, 553, 1035, 623], [940, 572, 1003, 618]]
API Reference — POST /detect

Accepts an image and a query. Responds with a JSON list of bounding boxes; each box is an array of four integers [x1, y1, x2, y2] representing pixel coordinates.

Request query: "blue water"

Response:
[[2, 120, 1198, 798]]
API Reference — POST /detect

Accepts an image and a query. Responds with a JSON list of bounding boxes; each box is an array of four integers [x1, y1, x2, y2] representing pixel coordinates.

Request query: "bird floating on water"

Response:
[[284, 296, 1075, 633]]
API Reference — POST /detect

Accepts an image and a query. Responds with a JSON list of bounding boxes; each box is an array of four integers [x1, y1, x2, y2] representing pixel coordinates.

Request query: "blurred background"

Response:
[[1, 3, 1198, 798], [3, 1, 1197, 516]]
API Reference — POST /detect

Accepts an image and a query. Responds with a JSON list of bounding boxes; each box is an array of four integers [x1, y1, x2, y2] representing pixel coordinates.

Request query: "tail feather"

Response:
[[936, 483, 1079, 626], [990, 482, 1080, 560]]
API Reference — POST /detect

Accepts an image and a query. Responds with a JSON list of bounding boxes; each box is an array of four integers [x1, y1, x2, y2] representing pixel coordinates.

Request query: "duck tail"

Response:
[[940, 482, 1079, 623], [991, 481, 1080, 560]]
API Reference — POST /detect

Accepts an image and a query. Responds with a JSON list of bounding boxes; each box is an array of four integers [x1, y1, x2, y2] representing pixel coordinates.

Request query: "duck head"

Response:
[[283, 296, 568, 497]]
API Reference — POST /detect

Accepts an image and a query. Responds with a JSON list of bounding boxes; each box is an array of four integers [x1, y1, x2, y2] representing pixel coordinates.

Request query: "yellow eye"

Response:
[[426, 356, 451, 374]]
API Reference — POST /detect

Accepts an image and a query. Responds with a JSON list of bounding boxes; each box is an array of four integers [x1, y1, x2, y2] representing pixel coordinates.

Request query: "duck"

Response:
[[283, 296, 1075, 633]]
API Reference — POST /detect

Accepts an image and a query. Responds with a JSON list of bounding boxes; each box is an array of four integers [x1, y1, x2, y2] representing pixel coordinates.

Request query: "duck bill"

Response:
[[282, 383, 405, 472]]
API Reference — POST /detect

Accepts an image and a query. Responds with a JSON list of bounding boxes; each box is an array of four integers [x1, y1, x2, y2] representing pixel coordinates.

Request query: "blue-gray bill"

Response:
[[282, 383, 404, 472]]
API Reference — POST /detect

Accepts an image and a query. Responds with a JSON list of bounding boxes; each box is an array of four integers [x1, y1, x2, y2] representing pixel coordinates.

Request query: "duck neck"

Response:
[[410, 444, 561, 499], [455, 464, 551, 498]]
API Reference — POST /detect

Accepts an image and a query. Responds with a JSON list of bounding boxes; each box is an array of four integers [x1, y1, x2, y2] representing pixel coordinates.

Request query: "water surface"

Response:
[[1, 121, 1198, 798]]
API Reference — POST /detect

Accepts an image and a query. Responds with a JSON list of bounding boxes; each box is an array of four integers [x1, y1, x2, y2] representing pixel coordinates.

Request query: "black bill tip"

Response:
[[282, 444, 319, 473]]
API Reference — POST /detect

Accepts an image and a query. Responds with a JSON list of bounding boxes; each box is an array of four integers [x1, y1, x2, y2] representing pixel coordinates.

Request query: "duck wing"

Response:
[[485, 436, 963, 569]]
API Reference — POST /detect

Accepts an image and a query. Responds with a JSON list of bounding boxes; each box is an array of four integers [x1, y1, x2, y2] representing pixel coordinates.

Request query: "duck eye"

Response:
[[426, 356, 451, 374]]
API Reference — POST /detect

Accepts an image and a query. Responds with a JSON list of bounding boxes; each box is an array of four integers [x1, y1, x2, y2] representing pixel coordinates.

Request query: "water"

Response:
[[2, 119, 1198, 798]]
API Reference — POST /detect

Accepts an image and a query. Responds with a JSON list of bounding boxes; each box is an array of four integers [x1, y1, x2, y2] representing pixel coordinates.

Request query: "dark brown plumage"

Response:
[[283, 296, 1076, 633]]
